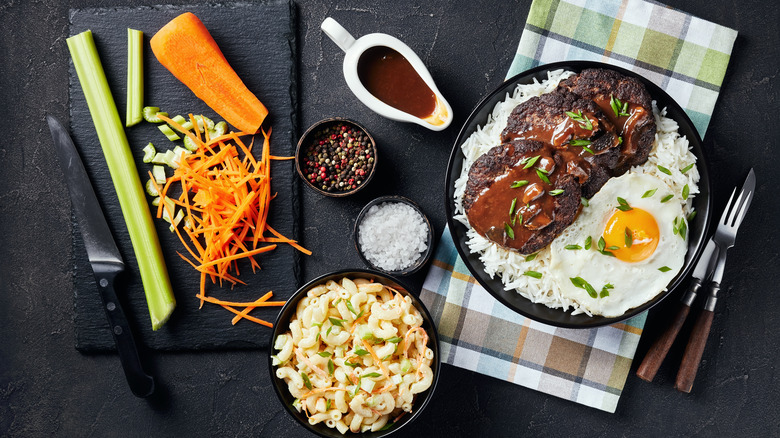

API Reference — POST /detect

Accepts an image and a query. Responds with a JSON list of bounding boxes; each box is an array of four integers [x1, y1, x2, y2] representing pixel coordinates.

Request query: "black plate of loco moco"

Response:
[[444, 60, 712, 328]]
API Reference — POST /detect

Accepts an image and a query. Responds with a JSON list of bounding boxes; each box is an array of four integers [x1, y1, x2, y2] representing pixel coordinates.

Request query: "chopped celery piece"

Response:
[[400, 358, 412, 374], [183, 135, 198, 152], [152, 165, 166, 184], [169, 209, 184, 232], [161, 197, 176, 223], [211, 121, 227, 138], [143, 106, 168, 123], [151, 152, 167, 165], [173, 146, 190, 160], [67, 30, 175, 330], [145, 178, 159, 196], [361, 378, 376, 393], [171, 115, 194, 132], [271, 355, 282, 366], [158, 124, 180, 141], [193, 115, 214, 132], [163, 149, 179, 168], [183, 215, 193, 230], [151, 196, 161, 207], [274, 334, 288, 350], [125, 29, 143, 127], [142, 142, 156, 163]]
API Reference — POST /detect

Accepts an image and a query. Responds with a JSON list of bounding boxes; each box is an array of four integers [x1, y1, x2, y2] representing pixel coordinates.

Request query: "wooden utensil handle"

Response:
[[675, 308, 715, 393], [636, 302, 691, 382]]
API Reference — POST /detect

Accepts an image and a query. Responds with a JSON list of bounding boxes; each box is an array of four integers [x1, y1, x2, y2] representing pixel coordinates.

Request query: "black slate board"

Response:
[[68, 1, 299, 351]]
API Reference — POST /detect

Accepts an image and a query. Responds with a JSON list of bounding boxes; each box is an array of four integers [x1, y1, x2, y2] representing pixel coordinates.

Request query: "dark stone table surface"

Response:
[[1, 0, 777, 436]]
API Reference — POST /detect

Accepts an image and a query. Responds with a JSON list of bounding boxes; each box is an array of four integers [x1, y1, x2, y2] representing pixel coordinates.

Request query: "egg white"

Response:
[[549, 173, 688, 317]]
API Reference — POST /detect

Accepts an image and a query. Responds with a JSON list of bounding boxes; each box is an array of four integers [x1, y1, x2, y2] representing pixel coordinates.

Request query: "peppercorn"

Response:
[[302, 122, 373, 193]]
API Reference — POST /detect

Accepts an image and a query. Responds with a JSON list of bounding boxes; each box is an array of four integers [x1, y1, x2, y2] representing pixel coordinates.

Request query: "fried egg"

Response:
[[549, 172, 688, 317]]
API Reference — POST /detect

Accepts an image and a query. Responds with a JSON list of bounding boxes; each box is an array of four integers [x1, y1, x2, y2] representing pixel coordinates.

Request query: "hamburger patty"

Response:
[[463, 140, 582, 254], [463, 68, 657, 254], [557, 68, 657, 171]]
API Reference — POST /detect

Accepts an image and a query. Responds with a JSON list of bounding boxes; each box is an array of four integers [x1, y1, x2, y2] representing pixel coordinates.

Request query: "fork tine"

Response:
[[732, 188, 754, 229], [719, 187, 737, 225], [726, 188, 747, 227]]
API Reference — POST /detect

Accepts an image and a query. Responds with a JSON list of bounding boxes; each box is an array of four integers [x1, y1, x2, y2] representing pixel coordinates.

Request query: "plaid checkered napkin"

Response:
[[420, 0, 736, 412]]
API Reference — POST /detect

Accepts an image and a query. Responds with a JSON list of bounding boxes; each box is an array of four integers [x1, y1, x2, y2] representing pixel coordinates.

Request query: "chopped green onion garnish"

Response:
[[317, 351, 331, 357], [600, 283, 614, 298], [378, 422, 396, 432], [565, 110, 593, 130], [328, 359, 335, 375], [584, 236, 592, 250], [609, 95, 630, 117], [536, 169, 551, 184], [325, 399, 332, 411], [570, 277, 598, 298], [387, 337, 403, 343], [565, 244, 582, 250], [625, 227, 633, 248], [569, 139, 592, 146], [301, 372, 312, 390], [511, 180, 529, 188], [504, 222, 515, 240], [525, 253, 538, 261], [328, 317, 344, 327], [581, 197, 589, 207], [688, 210, 697, 221], [523, 271, 542, 279], [598, 236, 606, 252], [607, 245, 620, 251], [616, 197, 632, 211], [345, 361, 360, 368], [125, 29, 144, 127], [682, 184, 690, 200], [658, 266, 672, 272], [657, 165, 672, 175], [363, 372, 382, 378], [581, 146, 595, 154], [549, 189, 564, 196], [681, 163, 695, 173], [345, 300, 359, 316], [661, 194, 674, 203], [522, 155, 541, 169], [642, 188, 657, 198], [355, 348, 370, 356], [509, 198, 517, 219]]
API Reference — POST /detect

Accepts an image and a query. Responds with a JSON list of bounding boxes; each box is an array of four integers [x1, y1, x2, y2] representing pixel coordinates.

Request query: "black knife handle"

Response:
[[92, 262, 155, 398]]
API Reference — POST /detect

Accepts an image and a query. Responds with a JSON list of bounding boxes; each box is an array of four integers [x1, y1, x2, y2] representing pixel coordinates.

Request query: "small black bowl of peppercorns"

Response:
[[295, 118, 377, 197]]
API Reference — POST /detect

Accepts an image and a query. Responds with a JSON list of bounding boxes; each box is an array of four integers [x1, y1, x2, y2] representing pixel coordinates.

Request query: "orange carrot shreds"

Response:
[[153, 127, 309, 327], [269, 155, 295, 160], [217, 304, 273, 327]]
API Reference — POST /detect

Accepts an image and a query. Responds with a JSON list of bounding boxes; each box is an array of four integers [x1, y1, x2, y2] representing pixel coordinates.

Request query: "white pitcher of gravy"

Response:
[[321, 17, 453, 131]]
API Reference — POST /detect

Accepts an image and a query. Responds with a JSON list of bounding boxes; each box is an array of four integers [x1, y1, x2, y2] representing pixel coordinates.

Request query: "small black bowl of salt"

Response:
[[354, 195, 434, 276]]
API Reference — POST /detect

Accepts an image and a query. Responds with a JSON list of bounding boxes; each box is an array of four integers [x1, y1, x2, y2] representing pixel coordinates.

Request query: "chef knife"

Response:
[[46, 115, 155, 398]]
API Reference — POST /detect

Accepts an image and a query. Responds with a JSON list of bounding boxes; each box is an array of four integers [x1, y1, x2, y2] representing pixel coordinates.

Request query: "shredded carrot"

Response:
[[151, 118, 309, 327], [361, 339, 391, 379], [217, 304, 273, 327]]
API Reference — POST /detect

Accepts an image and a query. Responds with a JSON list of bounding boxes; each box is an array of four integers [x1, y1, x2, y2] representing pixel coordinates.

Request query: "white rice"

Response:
[[453, 70, 700, 315]]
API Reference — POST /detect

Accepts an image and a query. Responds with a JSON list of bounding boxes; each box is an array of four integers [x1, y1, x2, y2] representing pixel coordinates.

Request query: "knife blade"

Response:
[[46, 115, 155, 398]]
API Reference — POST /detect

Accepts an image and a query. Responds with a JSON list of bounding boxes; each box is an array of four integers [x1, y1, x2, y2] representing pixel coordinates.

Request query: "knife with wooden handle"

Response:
[[46, 115, 155, 398]]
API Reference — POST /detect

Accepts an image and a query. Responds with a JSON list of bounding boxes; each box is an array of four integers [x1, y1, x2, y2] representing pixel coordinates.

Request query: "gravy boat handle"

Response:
[[321, 17, 355, 53]]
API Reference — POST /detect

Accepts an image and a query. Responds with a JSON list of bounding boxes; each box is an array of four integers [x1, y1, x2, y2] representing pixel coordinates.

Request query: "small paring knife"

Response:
[[46, 115, 155, 398], [636, 169, 755, 392]]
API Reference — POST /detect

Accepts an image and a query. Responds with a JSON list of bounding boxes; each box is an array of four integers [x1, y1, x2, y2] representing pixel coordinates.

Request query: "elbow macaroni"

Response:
[[273, 276, 434, 434]]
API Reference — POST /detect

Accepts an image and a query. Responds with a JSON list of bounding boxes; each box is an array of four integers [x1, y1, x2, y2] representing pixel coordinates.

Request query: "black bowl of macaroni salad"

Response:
[[269, 269, 441, 437]]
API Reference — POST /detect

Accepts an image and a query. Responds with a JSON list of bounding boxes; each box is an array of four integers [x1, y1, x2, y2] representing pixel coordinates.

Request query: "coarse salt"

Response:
[[358, 202, 428, 271]]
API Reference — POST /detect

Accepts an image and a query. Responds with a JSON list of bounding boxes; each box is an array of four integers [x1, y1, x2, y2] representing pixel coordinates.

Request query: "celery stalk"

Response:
[[125, 29, 144, 127], [68, 30, 175, 330]]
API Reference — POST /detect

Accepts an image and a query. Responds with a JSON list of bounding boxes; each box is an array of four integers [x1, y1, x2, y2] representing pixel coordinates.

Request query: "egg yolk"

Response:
[[603, 207, 659, 262]]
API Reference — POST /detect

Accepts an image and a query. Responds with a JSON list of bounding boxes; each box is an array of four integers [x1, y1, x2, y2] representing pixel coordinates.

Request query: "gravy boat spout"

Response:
[[321, 17, 453, 131]]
